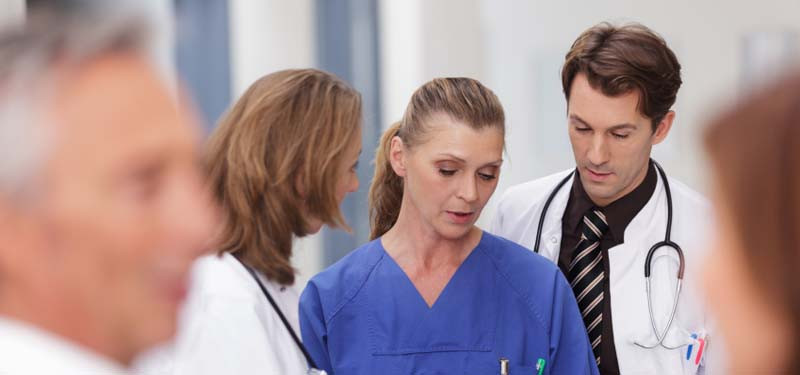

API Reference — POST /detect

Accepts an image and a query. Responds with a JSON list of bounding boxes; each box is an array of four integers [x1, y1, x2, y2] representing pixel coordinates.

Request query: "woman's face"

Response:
[[305, 126, 362, 234], [703, 186, 792, 373], [392, 114, 503, 240]]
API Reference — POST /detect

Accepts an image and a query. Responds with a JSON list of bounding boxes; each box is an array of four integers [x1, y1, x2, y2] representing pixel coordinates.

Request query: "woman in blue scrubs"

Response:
[[300, 78, 598, 374]]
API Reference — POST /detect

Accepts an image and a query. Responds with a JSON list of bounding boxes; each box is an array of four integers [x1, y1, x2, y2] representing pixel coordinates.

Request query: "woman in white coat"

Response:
[[160, 69, 362, 374]]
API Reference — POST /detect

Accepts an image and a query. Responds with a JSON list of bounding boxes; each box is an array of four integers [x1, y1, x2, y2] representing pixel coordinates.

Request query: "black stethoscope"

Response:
[[236, 258, 328, 374], [533, 161, 687, 349]]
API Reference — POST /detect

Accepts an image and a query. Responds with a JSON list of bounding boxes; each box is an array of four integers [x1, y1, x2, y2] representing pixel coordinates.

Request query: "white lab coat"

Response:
[[491, 169, 712, 375], [138, 253, 308, 375], [0, 316, 129, 375]]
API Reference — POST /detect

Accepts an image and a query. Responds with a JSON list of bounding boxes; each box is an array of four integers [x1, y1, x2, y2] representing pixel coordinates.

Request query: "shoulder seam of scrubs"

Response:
[[324, 244, 384, 326], [479, 236, 549, 333]]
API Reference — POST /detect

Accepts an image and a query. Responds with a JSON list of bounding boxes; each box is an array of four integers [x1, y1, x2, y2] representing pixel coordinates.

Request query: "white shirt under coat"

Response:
[[0, 316, 129, 375], [491, 169, 715, 375], [142, 252, 308, 375]]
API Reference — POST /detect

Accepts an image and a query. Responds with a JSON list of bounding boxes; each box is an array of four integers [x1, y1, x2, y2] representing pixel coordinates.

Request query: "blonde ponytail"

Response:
[[368, 122, 404, 240]]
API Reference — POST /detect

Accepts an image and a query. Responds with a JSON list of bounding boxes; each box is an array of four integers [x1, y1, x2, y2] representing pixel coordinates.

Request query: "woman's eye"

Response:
[[478, 173, 496, 181], [439, 169, 456, 177]]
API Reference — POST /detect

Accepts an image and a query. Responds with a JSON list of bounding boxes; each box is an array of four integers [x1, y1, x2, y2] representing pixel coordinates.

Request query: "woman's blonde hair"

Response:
[[205, 69, 361, 285], [368, 77, 505, 239]]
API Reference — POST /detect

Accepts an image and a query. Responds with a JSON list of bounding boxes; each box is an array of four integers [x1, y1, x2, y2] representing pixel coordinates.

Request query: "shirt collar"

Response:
[[566, 160, 657, 242]]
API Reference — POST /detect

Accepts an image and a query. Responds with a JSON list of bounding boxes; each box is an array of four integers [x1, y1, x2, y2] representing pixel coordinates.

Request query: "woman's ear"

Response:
[[294, 171, 307, 199], [389, 136, 407, 177]]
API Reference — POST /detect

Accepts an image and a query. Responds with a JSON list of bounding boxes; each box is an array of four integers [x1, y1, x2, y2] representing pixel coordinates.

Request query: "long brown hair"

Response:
[[368, 77, 504, 239], [205, 69, 361, 285], [562, 22, 682, 130], [704, 71, 800, 373]]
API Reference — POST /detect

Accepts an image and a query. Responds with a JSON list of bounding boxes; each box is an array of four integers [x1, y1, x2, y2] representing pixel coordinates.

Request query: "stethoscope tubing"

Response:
[[533, 161, 687, 350]]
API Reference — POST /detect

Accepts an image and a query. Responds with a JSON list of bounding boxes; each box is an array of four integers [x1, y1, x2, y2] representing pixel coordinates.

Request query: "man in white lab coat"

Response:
[[492, 23, 712, 374], [0, 5, 217, 374]]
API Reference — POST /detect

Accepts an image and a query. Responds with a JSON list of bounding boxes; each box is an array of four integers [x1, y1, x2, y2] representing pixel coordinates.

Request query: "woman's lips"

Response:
[[446, 210, 475, 224]]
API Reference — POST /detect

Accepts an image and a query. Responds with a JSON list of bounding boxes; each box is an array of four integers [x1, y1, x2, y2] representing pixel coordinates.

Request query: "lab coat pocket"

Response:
[[680, 331, 708, 374]]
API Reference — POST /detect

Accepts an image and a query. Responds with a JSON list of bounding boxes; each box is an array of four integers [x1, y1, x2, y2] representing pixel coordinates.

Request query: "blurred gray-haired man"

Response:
[[0, 5, 217, 373]]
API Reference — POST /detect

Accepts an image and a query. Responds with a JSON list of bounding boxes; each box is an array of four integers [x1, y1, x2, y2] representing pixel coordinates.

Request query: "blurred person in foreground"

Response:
[[703, 71, 800, 374], [0, 6, 217, 374]]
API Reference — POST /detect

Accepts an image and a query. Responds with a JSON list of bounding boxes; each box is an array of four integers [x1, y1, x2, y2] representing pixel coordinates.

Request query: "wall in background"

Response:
[[173, 0, 230, 133], [0, 0, 24, 29], [379, 0, 487, 128], [316, 0, 383, 269], [228, 0, 315, 98]]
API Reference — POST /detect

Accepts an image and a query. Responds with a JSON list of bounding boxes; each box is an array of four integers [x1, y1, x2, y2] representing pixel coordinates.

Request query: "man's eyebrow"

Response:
[[608, 124, 637, 131], [569, 115, 637, 130], [569, 114, 591, 127]]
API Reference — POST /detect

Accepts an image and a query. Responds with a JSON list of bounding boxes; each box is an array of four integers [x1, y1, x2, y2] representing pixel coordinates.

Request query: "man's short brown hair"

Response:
[[561, 22, 682, 130]]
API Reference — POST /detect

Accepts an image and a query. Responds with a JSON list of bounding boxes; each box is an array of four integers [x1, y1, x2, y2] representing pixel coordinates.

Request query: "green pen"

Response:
[[535, 358, 546, 375]]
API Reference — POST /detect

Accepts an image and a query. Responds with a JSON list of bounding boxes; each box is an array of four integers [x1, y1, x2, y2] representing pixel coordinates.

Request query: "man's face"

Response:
[[26, 54, 217, 361], [566, 73, 672, 207]]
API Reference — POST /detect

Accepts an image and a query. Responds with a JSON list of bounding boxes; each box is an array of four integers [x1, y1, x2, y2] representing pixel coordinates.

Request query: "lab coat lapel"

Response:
[[609, 171, 689, 374], [608, 173, 665, 281], [537, 173, 574, 263], [616, 173, 681, 334]]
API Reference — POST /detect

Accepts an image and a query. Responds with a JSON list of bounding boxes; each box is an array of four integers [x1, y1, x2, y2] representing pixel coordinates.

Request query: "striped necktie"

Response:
[[568, 208, 609, 366]]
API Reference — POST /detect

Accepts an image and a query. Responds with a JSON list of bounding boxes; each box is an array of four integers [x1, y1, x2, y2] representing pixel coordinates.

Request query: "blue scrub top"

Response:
[[300, 231, 599, 375]]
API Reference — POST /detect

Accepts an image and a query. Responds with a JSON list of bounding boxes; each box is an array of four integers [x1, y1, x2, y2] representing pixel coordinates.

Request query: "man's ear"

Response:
[[652, 110, 675, 145], [389, 136, 407, 177]]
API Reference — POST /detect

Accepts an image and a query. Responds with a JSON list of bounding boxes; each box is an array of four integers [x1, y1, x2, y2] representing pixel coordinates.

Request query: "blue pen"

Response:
[[686, 333, 698, 360]]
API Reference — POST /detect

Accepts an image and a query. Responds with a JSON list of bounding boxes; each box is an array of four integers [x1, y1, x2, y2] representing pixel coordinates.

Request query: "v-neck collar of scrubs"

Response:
[[380, 232, 486, 310], [367, 232, 497, 355]]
